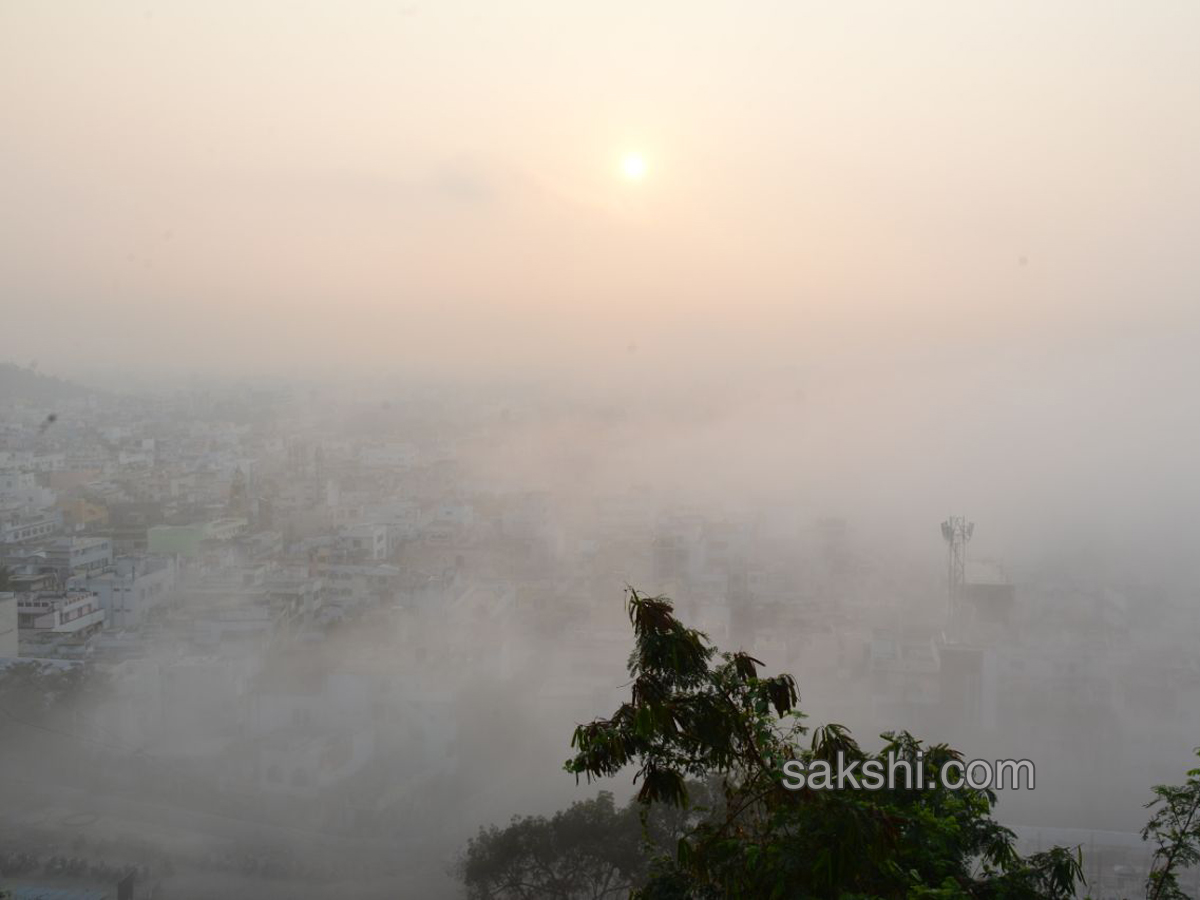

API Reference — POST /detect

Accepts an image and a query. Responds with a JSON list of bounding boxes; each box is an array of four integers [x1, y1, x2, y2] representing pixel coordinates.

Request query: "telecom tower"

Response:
[[940, 516, 974, 617]]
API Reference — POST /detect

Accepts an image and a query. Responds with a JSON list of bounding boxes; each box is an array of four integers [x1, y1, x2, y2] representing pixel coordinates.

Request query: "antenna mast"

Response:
[[940, 516, 974, 619]]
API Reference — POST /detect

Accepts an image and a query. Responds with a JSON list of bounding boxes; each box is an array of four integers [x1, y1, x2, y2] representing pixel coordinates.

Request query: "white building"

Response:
[[0, 470, 57, 513], [337, 522, 389, 561], [73, 555, 177, 630], [46, 535, 113, 577], [0, 509, 61, 544], [17, 591, 105, 635], [363, 499, 421, 548]]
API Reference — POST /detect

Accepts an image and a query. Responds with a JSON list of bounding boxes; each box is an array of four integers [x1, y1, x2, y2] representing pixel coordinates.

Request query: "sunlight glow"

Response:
[[620, 153, 648, 181]]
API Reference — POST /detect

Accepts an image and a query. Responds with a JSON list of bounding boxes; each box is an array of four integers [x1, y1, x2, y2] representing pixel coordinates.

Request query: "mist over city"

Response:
[[4, 3, 1200, 899]]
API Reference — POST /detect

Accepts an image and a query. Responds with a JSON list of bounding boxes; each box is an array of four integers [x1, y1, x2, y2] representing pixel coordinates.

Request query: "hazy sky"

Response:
[[3, 1, 1200, 380]]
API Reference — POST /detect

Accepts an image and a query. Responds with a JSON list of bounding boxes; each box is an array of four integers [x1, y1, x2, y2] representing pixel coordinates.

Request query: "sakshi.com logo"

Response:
[[782, 752, 1036, 792]]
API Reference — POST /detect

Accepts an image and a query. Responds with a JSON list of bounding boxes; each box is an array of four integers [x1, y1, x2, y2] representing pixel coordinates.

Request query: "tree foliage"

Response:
[[1143, 748, 1200, 900], [459, 789, 701, 900], [561, 589, 1084, 899], [0, 660, 109, 751]]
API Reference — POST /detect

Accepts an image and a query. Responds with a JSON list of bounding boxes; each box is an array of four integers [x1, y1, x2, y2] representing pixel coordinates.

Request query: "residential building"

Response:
[[336, 522, 389, 561], [17, 591, 105, 635], [0, 470, 57, 512], [46, 535, 113, 577], [72, 555, 177, 630], [0, 509, 62, 544]]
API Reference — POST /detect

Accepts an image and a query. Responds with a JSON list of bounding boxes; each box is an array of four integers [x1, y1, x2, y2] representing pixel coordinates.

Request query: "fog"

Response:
[[4, 2, 1200, 376], [3, 3, 1200, 898]]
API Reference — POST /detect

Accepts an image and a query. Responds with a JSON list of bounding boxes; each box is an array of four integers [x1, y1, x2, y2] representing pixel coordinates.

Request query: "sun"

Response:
[[620, 153, 648, 181]]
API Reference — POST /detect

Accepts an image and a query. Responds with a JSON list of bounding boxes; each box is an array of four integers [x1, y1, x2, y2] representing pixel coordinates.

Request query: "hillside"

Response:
[[0, 362, 98, 405]]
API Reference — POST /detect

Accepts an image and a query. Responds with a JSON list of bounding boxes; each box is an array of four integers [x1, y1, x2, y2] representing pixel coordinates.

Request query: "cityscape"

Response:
[[2, 364, 1198, 897], [4, 3, 1200, 898]]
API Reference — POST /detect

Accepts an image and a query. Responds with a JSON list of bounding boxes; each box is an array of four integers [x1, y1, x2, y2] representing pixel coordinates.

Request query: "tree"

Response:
[[1143, 748, 1200, 900], [0, 660, 110, 754], [562, 589, 1083, 899], [459, 790, 650, 900], [0, 564, 11, 591], [460, 782, 725, 900]]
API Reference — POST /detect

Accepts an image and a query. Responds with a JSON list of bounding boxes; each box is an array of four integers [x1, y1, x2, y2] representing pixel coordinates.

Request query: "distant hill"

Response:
[[0, 362, 99, 405]]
